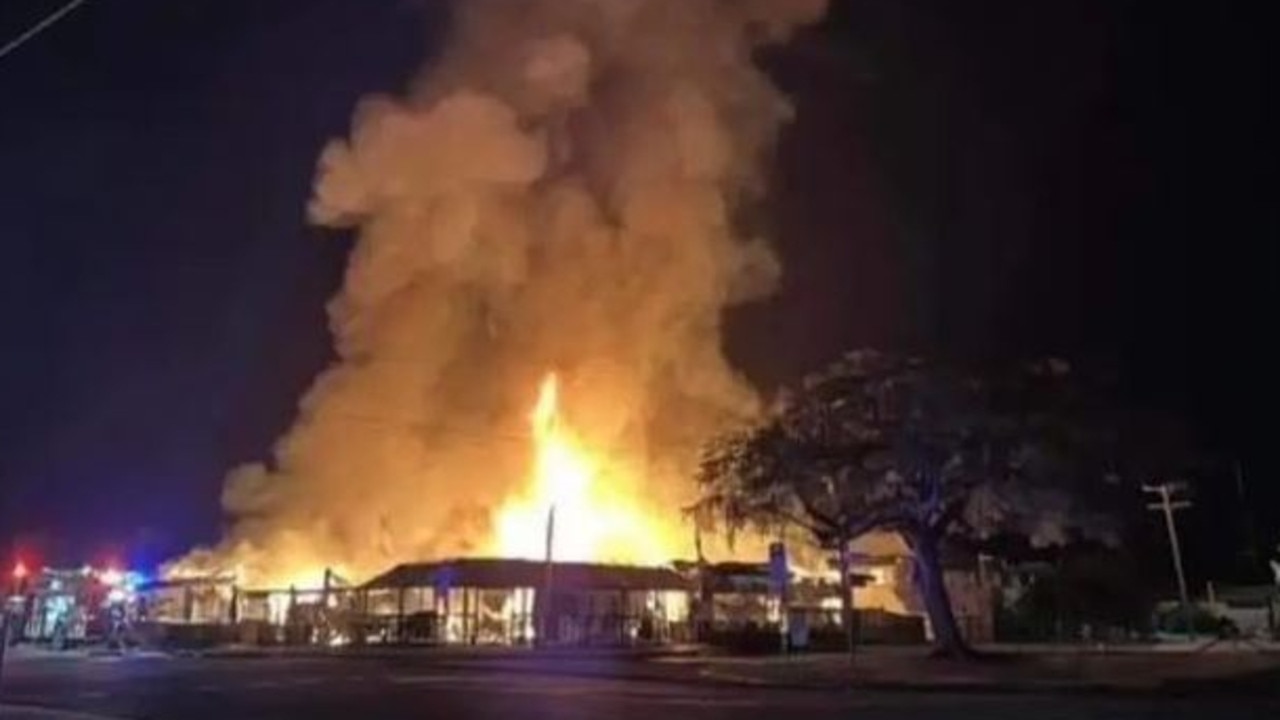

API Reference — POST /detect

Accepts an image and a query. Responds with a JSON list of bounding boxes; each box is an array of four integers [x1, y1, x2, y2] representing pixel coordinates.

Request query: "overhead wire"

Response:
[[0, 0, 92, 63]]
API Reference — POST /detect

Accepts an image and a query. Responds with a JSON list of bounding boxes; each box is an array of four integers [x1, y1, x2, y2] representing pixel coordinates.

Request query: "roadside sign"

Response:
[[768, 542, 789, 595]]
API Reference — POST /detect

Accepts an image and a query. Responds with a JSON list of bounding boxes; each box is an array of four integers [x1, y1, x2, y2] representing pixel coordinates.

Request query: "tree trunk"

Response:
[[909, 530, 972, 659]]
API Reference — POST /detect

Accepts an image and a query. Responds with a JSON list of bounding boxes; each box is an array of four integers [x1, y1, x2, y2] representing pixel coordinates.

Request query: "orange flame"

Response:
[[493, 373, 676, 564], [166, 373, 681, 589]]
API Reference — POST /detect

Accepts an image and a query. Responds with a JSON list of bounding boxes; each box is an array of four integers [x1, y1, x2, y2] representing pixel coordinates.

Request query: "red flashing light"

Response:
[[12, 560, 29, 580]]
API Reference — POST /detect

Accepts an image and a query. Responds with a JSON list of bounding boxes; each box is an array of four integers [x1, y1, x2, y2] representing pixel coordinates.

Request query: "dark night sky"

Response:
[[1, 1, 1274, 582]]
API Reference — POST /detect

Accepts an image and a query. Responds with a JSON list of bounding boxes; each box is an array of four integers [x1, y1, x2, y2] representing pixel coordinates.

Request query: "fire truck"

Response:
[[5, 564, 138, 649]]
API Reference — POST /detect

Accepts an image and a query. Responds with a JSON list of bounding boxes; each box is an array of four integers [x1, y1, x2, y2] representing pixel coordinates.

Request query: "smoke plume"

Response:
[[178, 0, 827, 585]]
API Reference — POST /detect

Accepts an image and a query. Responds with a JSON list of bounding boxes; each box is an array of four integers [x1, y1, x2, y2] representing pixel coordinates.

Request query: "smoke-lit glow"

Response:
[[493, 373, 677, 564]]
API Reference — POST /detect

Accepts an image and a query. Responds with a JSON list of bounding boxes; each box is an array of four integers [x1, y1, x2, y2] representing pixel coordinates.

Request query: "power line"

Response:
[[0, 0, 91, 63]]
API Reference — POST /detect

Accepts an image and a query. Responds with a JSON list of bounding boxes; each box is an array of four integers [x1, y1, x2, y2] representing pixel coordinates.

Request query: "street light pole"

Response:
[[1143, 482, 1194, 639]]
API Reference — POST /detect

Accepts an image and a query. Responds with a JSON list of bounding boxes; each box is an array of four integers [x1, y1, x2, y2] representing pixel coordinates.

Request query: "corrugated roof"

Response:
[[362, 558, 690, 592]]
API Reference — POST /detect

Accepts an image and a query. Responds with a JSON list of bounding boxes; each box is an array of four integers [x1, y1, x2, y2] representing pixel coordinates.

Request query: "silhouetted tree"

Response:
[[694, 350, 1119, 658]]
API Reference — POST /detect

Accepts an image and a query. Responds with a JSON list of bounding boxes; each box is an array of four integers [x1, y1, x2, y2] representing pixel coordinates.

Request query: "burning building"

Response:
[[360, 558, 689, 646]]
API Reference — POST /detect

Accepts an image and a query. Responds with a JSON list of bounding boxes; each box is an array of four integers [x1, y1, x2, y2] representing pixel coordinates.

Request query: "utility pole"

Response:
[[1143, 482, 1194, 639], [540, 504, 556, 647], [837, 537, 855, 661]]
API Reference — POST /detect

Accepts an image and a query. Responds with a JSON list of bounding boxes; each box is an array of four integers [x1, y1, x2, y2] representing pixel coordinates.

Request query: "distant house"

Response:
[[683, 532, 995, 646], [1206, 584, 1278, 639], [842, 533, 997, 644]]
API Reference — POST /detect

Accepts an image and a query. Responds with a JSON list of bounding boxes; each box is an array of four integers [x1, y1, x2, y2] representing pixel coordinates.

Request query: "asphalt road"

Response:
[[1, 653, 1275, 720]]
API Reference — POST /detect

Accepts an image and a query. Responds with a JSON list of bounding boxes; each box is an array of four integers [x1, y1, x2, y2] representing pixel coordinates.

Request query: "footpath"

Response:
[[189, 639, 1280, 696], [673, 642, 1280, 696]]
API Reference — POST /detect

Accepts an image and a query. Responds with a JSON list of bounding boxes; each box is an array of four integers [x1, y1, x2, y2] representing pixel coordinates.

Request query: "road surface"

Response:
[[1, 653, 1275, 720]]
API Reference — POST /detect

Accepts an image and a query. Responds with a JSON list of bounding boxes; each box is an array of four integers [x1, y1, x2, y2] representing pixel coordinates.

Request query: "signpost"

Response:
[[435, 566, 455, 644], [823, 541, 875, 661], [768, 542, 789, 654]]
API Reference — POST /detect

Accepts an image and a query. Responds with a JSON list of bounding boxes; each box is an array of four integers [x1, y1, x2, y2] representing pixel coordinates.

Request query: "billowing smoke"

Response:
[[177, 0, 827, 585]]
